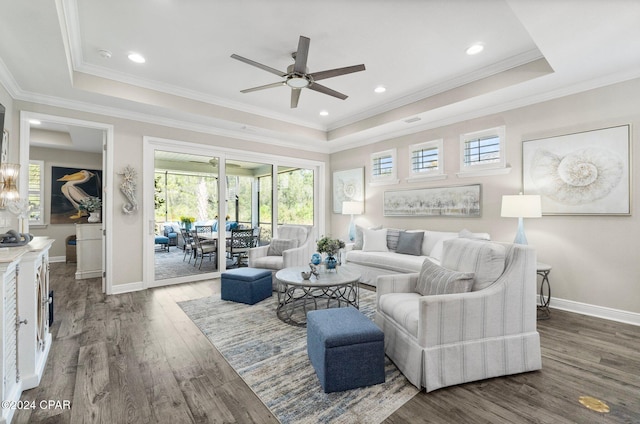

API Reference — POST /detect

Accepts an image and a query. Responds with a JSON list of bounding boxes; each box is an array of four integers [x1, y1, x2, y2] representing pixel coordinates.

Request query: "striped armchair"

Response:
[[375, 238, 541, 392], [248, 224, 316, 275]]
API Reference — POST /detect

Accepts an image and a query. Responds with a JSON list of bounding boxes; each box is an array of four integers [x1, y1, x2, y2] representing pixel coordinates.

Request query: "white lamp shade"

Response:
[[501, 194, 542, 218], [342, 201, 363, 215]]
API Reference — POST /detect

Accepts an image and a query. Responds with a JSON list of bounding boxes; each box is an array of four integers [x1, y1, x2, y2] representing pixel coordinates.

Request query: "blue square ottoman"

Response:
[[155, 235, 169, 251], [307, 307, 385, 393], [221, 268, 272, 305]]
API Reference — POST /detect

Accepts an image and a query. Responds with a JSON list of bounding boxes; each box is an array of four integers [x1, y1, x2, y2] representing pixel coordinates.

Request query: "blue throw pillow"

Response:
[[395, 231, 424, 256]]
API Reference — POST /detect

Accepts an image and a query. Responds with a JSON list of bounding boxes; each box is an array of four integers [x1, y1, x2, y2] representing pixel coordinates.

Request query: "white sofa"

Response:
[[375, 237, 542, 392], [343, 227, 490, 287]]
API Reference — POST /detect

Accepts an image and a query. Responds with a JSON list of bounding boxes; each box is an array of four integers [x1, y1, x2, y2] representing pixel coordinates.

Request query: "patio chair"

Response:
[[180, 228, 195, 263], [193, 231, 217, 270], [226, 227, 259, 267]]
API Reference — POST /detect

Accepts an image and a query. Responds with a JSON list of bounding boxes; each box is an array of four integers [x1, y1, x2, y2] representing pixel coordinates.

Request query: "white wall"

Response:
[[29, 145, 102, 258], [330, 78, 640, 316]]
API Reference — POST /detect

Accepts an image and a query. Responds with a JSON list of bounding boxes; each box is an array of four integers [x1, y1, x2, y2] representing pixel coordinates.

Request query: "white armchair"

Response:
[[248, 224, 315, 274], [375, 239, 541, 392]]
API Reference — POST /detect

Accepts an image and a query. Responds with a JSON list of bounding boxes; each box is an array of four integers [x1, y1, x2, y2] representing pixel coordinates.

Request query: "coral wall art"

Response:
[[523, 125, 630, 215]]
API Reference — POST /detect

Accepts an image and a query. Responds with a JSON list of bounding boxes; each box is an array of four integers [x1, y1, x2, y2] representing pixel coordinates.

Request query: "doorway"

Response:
[[143, 136, 325, 289], [19, 111, 113, 293]]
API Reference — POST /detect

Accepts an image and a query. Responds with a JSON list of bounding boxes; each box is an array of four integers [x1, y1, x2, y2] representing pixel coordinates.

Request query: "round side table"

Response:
[[536, 262, 552, 320]]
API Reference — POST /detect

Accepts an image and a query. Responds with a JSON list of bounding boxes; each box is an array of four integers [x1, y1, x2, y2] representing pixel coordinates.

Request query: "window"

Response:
[[408, 139, 445, 181], [28, 160, 44, 225], [459, 126, 508, 176], [371, 148, 398, 185]]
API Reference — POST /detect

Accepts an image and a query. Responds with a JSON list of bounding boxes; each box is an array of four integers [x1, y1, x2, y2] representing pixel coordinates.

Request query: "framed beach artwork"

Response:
[[383, 184, 481, 217], [332, 167, 364, 213], [522, 125, 630, 215]]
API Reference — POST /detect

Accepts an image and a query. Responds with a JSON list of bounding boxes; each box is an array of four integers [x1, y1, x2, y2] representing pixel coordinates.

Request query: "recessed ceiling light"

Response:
[[29, 119, 41, 125], [128, 52, 146, 63], [319, 110, 329, 116], [374, 85, 386, 93], [466, 43, 484, 55]]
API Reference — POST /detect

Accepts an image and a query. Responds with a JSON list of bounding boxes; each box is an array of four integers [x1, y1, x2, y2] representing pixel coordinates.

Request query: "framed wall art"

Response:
[[383, 184, 481, 217], [51, 166, 103, 224], [522, 125, 630, 215], [333, 167, 364, 214]]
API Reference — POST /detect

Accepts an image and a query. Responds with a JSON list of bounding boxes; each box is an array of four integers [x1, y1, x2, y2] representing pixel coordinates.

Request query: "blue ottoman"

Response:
[[307, 307, 385, 393], [221, 268, 272, 305], [155, 235, 169, 251]]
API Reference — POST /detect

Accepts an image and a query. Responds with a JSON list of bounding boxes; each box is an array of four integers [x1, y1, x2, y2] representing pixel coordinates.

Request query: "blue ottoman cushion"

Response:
[[307, 307, 385, 393], [155, 235, 169, 250], [221, 268, 272, 305]]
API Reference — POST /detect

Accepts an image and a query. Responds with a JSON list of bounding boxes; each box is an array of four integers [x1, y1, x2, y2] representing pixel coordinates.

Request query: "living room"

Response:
[[1, 1, 639, 423]]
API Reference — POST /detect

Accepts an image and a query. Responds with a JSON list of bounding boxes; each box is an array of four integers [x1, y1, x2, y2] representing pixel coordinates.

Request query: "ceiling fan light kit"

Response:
[[231, 35, 365, 108]]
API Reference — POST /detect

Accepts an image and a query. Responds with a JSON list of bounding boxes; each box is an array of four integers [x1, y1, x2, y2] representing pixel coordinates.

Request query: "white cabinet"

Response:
[[0, 250, 23, 424], [76, 223, 102, 279], [17, 238, 54, 390]]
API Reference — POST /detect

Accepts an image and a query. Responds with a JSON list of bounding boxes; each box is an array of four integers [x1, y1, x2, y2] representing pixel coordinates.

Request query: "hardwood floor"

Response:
[[16, 263, 640, 423]]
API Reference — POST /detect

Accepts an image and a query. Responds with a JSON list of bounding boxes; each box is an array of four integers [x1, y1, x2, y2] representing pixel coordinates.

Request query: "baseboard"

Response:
[[50, 256, 66, 263], [550, 297, 640, 326], [110, 281, 144, 294]]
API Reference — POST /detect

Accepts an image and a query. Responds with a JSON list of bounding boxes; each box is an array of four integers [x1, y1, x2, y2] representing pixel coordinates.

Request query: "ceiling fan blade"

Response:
[[230, 54, 286, 77], [309, 64, 366, 82], [308, 83, 348, 100], [290, 88, 302, 108], [240, 81, 286, 93], [293, 36, 310, 74]]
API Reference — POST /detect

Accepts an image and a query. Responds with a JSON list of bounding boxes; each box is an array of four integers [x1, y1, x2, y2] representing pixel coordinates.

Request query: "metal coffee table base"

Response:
[[276, 280, 359, 327]]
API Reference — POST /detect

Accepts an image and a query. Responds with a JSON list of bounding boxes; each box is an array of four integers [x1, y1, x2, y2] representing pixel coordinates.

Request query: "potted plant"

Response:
[[79, 196, 102, 223], [180, 216, 195, 230], [316, 236, 345, 270]]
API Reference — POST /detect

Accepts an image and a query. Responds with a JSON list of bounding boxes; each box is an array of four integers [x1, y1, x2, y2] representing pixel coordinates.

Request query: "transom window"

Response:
[[459, 126, 506, 173], [409, 139, 443, 177], [371, 148, 397, 184]]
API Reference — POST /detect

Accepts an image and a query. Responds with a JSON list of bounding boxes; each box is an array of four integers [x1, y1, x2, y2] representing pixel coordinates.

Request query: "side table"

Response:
[[536, 262, 552, 320]]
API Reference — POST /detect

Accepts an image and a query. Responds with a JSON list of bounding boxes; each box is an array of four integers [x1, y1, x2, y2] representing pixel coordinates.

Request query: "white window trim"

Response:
[[370, 148, 399, 186], [406, 139, 448, 183], [28, 159, 45, 226], [457, 126, 511, 178]]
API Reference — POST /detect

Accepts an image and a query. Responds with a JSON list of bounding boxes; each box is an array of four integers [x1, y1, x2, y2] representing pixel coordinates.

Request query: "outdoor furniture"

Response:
[[155, 235, 169, 251], [180, 228, 195, 262], [193, 231, 216, 269], [226, 227, 259, 268], [307, 307, 385, 393], [221, 267, 272, 305], [163, 225, 178, 246]]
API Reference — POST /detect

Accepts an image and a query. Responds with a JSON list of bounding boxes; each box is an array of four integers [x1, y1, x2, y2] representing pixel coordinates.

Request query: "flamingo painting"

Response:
[[57, 169, 95, 219]]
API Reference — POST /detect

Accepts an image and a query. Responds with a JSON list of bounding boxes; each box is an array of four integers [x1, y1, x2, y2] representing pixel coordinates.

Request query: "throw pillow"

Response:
[[354, 224, 382, 250], [395, 231, 424, 256], [416, 259, 475, 296], [441, 238, 506, 291], [386, 228, 404, 251], [267, 238, 299, 256], [362, 228, 389, 252], [459, 229, 490, 240]]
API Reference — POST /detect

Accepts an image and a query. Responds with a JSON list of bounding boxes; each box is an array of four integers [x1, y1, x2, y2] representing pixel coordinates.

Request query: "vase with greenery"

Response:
[[316, 236, 345, 270], [180, 216, 195, 230], [79, 196, 102, 223]]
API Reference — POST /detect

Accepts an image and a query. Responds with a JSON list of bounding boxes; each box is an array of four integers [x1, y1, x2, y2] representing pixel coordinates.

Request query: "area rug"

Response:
[[178, 289, 419, 424]]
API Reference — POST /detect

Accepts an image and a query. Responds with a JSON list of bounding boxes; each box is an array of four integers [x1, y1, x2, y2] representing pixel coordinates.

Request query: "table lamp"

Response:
[[500, 193, 541, 244], [342, 201, 363, 242]]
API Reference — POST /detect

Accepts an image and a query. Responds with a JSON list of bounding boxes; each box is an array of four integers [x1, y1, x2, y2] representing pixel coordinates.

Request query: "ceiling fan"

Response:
[[231, 35, 366, 108]]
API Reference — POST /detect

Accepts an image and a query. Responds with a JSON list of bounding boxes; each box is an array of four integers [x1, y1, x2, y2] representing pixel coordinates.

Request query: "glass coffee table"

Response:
[[275, 266, 361, 327]]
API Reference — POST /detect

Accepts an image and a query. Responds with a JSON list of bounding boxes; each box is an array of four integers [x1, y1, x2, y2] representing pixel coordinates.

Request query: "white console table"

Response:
[[0, 237, 53, 424], [76, 223, 102, 280]]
